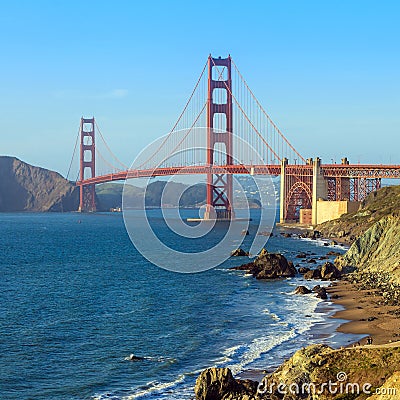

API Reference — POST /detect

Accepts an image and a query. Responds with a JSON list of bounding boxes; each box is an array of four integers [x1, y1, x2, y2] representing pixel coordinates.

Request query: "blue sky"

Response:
[[0, 0, 399, 176]]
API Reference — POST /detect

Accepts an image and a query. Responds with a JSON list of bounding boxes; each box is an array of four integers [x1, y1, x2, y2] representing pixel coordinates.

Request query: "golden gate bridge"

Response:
[[68, 55, 400, 225]]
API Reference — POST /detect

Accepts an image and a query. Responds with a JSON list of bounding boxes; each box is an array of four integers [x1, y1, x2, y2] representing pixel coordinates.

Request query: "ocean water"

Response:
[[0, 211, 362, 399]]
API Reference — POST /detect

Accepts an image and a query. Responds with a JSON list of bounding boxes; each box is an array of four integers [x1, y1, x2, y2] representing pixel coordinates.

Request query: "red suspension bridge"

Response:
[[70, 55, 400, 225]]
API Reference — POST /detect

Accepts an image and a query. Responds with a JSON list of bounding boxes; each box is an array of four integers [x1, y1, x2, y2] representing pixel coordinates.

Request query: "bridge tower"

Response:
[[78, 117, 96, 212], [204, 55, 234, 220]]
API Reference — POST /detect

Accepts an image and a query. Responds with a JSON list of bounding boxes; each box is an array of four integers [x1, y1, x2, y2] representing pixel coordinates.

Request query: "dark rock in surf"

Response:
[[233, 251, 297, 280], [294, 285, 312, 295], [315, 287, 328, 300], [327, 250, 341, 256], [298, 266, 311, 274], [296, 252, 308, 259], [230, 248, 249, 257], [304, 269, 322, 280]]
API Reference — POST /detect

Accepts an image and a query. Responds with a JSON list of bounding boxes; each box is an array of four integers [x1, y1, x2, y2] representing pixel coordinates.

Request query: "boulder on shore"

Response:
[[294, 285, 312, 295], [315, 286, 328, 299], [320, 262, 342, 280], [232, 251, 297, 280], [298, 266, 311, 274], [312, 284, 321, 292], [194, 367, 257, 400], [304, 269, 322, 280]]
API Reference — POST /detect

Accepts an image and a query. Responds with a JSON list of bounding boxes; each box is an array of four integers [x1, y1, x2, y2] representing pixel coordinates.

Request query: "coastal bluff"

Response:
[[0, 156, 78, 211], [195, 343, 400, 399], [317, 185, 400, 243], [336, 213, 400, 284]]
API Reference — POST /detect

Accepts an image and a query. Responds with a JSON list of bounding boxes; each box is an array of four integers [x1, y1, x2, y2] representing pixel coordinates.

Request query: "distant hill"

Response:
[[0, 156, 262, 212], [96, 181, 262, 211], [96, 181, 207, 211], [0, 156, 78, 211]]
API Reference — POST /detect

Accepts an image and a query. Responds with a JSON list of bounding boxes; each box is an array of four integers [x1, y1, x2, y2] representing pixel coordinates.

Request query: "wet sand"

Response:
[[328, 280, 400, 346]]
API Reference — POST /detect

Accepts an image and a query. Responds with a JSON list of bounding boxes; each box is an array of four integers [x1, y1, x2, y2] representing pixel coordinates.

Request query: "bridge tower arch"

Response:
[[204, 55, 234, 220], [78, 117, 96, 212]]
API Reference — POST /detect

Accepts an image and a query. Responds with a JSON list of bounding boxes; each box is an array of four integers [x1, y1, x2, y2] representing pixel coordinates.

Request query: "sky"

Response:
[[0, 0, 399, 176]]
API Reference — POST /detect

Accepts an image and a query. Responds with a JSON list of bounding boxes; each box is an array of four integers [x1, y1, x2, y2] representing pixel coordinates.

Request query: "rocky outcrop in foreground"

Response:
[[195, 368, 257, 400], [0, 156, 78, 211], [232, 249, 297, 279], [195, 344, 400, 399], [336, 214, 400, 285]]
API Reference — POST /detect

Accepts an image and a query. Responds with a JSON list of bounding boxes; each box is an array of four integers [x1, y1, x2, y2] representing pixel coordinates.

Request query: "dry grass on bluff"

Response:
[[317, 185, 400, 242]]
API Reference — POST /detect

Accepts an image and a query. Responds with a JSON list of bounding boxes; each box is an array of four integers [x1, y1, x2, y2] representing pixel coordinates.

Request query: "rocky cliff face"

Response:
[[336, 214, 400, 284], [0, 156, 78, 211], [195, 368, 258, 400]]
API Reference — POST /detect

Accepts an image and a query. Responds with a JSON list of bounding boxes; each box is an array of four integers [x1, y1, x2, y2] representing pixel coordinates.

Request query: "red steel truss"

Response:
[[283, 163, 313, 221]]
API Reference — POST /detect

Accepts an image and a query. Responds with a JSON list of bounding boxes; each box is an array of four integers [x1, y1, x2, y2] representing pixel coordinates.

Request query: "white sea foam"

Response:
[[223, 344, 242, 358], [225, 329, 297, 375], [93, 374, 186, 400], [217, 284, 327, 376], [122, 375, 185, 399], [298, 236, 347, 250], [262, 307, 281, 322], [93, 253, 341, 400]]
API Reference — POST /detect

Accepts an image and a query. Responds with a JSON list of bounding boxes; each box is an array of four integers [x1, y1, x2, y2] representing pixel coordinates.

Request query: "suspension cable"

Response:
[[231, 59, 306, 163], [154, 62, 228, 168], [136, 60, 208, 169], [66, 124, 81, 181], [94, 121, 129, 170], [210, 58, 281, 162], [156, 102, 207, 168], [95, 147, 121, 173]]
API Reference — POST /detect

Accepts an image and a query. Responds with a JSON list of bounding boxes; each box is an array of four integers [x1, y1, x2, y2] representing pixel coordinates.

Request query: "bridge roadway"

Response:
[[77, 163, 400, 187]]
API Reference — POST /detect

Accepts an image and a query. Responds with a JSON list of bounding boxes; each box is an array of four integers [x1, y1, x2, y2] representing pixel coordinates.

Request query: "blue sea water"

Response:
[[0, 211, 362, 399]]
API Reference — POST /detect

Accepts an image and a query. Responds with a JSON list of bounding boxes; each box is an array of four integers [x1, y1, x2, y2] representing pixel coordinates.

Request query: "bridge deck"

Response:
[[77, 164, 400, 186]]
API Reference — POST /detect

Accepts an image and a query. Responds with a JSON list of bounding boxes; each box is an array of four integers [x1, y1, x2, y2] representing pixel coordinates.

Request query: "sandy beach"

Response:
[[328, 279, 400, 346]]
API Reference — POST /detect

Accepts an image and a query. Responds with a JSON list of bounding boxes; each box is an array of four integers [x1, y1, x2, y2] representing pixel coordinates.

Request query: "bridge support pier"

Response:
[[279, 158, 288, 223], [311, 158, 327, 225]]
